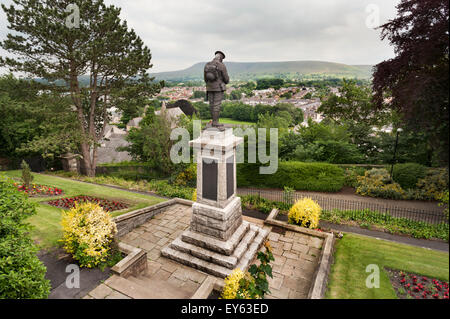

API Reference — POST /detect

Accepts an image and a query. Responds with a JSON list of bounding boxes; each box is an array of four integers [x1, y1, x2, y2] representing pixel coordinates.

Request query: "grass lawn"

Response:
[[326, 233, 449, 299], [2, 170, 166, 249], [201, 117, 254, 126]]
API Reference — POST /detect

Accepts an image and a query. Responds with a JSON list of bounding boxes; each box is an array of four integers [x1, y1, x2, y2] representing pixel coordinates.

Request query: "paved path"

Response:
[[85, 204, 324, 299]]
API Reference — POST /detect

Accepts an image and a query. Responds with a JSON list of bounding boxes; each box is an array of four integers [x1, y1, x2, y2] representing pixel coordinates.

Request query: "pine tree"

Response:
[[1, 0, 163, 176]]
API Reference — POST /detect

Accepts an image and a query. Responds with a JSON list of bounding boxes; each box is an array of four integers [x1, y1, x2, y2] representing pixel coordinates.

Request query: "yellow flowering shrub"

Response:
[[174, 164, 197, 187], [221, 242, 275, 299], [288, 197, 321, 229], [411, 168, 449, 200], [356, 168, 406, 199], [221, 268, 251, 299], [61, 202, 117, 268], [192, 189, 197, 202]]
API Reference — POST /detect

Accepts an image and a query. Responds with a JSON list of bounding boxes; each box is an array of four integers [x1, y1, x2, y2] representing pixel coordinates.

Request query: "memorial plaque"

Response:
[[226, 155, 234, 199], [202, 158, 217, 201]]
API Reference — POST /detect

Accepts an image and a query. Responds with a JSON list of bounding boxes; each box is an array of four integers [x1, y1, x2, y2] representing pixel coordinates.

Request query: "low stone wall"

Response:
[[265, 209, 335, 299], [112, 242, 148, 278], [112, 198, 194, 278], [113, 198, 194, 237]]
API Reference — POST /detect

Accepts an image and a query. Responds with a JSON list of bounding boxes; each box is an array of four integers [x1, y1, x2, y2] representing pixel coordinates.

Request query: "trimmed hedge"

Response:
[[237, 161, 345, 192], [392, 163, 427, 190]]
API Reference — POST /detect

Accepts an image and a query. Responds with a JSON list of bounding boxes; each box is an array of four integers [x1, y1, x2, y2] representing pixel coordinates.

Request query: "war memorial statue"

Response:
[[204, 50, 229, 129], [161, 51, 270, 278]]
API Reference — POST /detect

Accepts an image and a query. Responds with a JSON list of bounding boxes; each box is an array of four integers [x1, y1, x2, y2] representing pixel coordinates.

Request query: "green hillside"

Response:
[[151, 61, 373, 81]]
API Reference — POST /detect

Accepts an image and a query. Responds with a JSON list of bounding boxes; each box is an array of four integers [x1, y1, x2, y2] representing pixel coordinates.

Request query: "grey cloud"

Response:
[[1, 0, 400, 73]]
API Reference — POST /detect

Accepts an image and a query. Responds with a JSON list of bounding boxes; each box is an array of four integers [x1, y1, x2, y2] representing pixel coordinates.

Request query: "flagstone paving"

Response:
[[84, 204, 323, 299]]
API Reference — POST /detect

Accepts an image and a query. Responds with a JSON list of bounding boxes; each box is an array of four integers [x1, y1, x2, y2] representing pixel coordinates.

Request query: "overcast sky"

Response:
[[0, 0, 400, 73]]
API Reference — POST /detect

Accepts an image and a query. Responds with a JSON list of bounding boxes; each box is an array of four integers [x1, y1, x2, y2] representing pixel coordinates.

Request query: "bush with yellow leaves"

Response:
[[192, 189, 197, 202], [356, 168, 406, 200], [61, 202, 118, 268], [221, 241, 274, 299], [221, 268, 251, 299], [288, 197, 321, 229]]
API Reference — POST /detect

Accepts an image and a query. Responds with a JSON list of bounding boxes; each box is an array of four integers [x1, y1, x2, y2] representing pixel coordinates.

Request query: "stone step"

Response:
[[104, 275, 164, 299], [126, 275, 192, 299], [232, 225, 258, 261], [161, 246, 232, 278], [170, 225, 259, 269], [236, 228, 270, 271], [181, 220, 249, 255], [170, 237, 238, 269]]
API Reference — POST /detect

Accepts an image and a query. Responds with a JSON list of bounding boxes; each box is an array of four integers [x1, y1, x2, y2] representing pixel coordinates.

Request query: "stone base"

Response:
[[190, 197, 242, 241], [161, 220, 269, 278]]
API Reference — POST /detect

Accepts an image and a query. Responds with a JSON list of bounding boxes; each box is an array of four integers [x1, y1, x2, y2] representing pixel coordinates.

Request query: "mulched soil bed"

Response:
[[46, 195, 128, 212], [207, 289, 221, 299], [386, 267, 449, 299], [14, 182, 63, 197], [242, 208, 269, 221], [38, 248, 112, 299], [275, 212, 288, 222]]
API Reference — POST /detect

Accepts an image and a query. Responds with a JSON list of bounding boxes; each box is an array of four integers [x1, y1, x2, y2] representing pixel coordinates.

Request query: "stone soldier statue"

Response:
[[204, 50, 229, 129]]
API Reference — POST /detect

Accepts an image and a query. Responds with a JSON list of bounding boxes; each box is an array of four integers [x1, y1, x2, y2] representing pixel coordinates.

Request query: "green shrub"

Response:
[[288, 197, 321, 229], [241, 195, 290, 214], [439, 191, 449, 220], [61, 202, 118, 268], [0, 176, 50, 298], [356, 168, 406, 199], [343, 166, 366, 188], [409, 168, 449, 201], [172, 163, 197, 187], [237, 161, 345, 192], [148, 180, 194, 199], [392, 163, 427, 190], [321, 208, 449, 241], [21, 160, 33, 188]]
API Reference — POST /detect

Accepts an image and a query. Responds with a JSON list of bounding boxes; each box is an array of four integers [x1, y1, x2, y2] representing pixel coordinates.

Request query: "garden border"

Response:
[[111, 242, 148, 278], [264, 208, 335, 299]]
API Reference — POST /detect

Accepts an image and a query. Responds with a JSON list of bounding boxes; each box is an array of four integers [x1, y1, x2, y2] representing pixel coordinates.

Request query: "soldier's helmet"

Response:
[[214, 51, 226, 59]]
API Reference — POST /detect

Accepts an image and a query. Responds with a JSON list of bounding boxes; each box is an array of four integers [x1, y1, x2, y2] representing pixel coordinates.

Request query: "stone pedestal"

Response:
[[161, 128, 269, 278]]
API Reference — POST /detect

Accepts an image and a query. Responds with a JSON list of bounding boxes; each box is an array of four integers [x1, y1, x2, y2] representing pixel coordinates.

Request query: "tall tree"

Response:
[[372, 0, 449, 165], [319, 79, 389, 127], [0, 74, 79, 161], [1, 0, 162, 176]]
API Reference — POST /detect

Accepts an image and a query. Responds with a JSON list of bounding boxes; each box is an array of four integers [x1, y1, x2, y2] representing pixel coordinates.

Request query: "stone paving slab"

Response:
[[85, 203, 323, 299]]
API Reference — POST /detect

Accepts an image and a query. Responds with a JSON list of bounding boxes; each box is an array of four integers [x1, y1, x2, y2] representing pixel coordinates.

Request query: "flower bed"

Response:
[[47, 195, 128, 212], [13, 182, 63, 197], [387, 268, 449, 299]]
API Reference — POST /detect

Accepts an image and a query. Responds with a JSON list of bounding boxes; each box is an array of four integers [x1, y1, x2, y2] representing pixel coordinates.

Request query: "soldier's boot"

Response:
[[213, 109, 225, 129]]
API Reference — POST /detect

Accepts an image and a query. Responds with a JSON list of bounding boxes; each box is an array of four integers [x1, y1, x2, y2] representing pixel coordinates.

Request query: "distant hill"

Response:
[[151, 61, 373, 82]]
